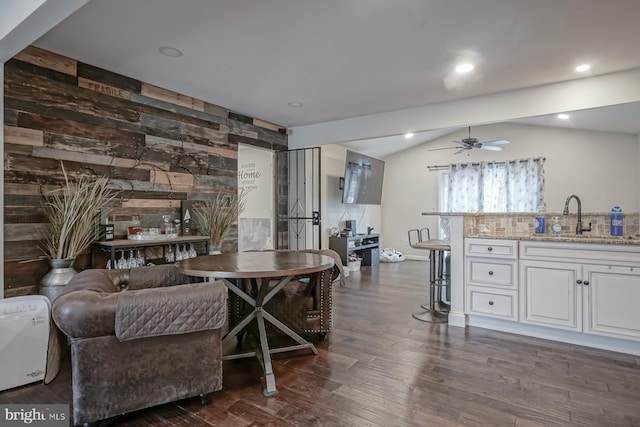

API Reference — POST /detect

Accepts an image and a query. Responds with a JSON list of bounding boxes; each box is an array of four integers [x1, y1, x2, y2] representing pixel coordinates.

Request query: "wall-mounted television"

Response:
[[342, 150, 385, 205]]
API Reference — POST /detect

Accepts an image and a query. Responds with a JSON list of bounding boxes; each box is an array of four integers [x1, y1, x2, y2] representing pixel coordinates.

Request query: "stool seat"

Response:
[[411, 239, 451, 251]]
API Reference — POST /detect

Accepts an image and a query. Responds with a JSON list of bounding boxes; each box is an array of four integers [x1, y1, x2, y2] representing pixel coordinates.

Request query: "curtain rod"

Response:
[[427, 157, 545, 171]]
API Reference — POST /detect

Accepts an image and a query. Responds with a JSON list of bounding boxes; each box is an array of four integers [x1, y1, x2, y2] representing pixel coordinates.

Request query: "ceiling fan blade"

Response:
[[428, 147, 460, 151], [481, 139, 510, 145], [454, 147, 467, 155], [478, 145, 504, 151]]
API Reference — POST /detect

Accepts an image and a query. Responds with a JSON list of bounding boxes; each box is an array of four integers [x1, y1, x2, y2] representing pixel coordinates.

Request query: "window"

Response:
[[440, 158, 545, 213]]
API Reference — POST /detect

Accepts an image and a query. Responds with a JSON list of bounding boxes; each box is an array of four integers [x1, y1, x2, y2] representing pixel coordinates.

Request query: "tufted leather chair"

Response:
[[51, 264, 226, 427], [228, 249, 344, 341]]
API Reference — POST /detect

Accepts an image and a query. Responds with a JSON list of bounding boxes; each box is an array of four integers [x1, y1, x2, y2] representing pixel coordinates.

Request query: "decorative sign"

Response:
[[238, 145, 274, 250], [238, 162, 262, 193], [78, 77, 129, 100], [238, 146, 273, 219]]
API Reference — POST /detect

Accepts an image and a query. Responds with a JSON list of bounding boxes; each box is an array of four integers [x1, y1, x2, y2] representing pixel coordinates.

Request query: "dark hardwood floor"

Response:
[[2, 260, 639, 426]]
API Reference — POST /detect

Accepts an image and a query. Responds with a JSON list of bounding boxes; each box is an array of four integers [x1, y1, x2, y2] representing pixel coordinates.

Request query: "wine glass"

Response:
[[117, 251, 127, 269], [165, 245, 174, 263], [136, 249, 145, 267], [128, 249, 137, 268], [188, 243, 197, 258]]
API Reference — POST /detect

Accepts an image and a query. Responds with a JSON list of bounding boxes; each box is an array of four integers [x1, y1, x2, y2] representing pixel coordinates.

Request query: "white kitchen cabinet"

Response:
[[465, 238, 518, 321], [520, 260, 581, 330], [584, 265, 640, 340], [466, 286, 518, 319], [465, 238, 517, 259], [519, 241, 640, 342]]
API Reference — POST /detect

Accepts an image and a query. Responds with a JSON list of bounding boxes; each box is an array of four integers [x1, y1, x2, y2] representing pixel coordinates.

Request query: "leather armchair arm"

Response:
[[52, 269, 123, 339], [53, 288, 119, 339]]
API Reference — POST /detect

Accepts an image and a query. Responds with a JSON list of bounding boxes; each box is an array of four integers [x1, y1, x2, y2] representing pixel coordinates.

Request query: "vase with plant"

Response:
[[192, 190, 248, 254], [40, 165, 120, 301]]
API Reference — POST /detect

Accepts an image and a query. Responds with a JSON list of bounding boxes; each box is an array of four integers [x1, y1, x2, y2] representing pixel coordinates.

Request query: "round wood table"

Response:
[[176, 251, 334, 396]]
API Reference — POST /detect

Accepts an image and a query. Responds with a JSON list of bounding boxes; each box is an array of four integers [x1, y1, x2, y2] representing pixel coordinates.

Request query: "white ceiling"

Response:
[[356, 101, 640, 158], [30, 0, 640, 156]]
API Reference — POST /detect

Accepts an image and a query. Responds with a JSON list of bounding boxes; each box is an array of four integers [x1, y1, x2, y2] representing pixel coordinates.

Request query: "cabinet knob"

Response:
[[487, 247, 493, 252], [488, 271, 494, 276], [488, 301, 494, 306], [576, 280, 583, 285], [583, 280, 589, 286]]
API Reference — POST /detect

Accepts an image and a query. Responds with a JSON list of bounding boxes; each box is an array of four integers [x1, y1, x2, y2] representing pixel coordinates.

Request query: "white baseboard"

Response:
[[467, 315, 640, 356], [448, 312, 466, 328]]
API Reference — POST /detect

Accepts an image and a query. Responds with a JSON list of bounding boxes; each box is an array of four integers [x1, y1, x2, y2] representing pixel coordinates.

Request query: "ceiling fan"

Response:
[[430, 126, 510, 155]]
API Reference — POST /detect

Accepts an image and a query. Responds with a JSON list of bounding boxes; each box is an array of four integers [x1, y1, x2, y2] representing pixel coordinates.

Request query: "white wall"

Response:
[[320, 145, 381, 250], [382, 122, 639, 259]]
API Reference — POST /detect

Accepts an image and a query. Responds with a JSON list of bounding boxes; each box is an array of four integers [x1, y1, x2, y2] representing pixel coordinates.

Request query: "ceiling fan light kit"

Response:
[[430, 126, 510, 155]]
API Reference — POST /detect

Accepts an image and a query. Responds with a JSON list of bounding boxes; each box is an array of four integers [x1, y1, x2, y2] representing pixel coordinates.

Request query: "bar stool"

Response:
[[408, 228, 450, 323]]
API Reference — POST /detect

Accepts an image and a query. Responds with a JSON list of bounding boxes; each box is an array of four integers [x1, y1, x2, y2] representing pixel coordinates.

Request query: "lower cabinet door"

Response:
[[466, 286, 517, 320], [520, 260, 582, 331], [584, 264, 640, 340]]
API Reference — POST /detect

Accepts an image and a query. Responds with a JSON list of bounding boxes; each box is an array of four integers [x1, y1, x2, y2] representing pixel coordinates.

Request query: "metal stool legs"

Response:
[[427, 250, 450, 313], [412, 248, 449, 323]]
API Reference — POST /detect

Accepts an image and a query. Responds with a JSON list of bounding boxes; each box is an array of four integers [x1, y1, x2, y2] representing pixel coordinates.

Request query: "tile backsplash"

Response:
[[464, 212, 640, 238]]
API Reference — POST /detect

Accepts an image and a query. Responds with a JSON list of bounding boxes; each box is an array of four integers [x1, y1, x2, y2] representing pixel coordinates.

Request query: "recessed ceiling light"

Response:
[[575, 63, 591, 73], [557, 113, 570, 120], [455, 63, 474, 74], [159, 46, 183, 57], [288, 101, 303, 107], [404, 133, 414, 139]]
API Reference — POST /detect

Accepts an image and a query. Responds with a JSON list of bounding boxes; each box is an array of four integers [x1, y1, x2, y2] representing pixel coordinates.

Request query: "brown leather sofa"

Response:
[[228, 249, 344, 340], [51, 264, 227, 427]]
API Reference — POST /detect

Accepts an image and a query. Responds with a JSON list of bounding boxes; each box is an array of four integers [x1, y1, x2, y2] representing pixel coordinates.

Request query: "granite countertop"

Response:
[[465, 233, 640, 245]]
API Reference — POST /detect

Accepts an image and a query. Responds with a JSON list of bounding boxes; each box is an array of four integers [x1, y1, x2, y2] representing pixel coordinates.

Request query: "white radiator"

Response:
[[0, 295, 51, 391]]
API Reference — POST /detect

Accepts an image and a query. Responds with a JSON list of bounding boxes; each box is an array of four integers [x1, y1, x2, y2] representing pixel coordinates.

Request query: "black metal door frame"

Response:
[[275, 147, 321, 250]]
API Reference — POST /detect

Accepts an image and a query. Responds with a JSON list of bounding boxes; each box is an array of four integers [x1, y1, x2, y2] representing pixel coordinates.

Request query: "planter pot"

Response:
[[40, 259, 78, 303], [208, 244, 222, 255]]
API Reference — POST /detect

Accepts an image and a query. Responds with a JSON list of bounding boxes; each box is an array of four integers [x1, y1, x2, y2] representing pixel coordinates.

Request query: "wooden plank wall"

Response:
[[3, 46, 288, 297]]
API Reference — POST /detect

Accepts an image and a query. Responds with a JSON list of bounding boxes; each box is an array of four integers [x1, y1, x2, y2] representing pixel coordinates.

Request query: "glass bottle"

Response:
[[128, 215, 142, 236], [161, 215, 173, 235]]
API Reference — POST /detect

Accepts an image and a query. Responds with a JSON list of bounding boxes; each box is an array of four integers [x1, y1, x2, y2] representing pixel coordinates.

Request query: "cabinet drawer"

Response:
[[466, 259, 517, 288], [466, 286, 518, 320], [465, 238, 517, 259]]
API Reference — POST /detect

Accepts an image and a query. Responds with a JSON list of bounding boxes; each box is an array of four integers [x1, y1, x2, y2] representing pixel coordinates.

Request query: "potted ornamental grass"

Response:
[[192, 190, 248, 254], [40, 165, 120, 301]]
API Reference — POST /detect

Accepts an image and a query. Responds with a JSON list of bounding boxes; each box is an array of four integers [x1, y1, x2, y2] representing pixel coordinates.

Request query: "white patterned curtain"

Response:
[[446, 158, 545, 212]]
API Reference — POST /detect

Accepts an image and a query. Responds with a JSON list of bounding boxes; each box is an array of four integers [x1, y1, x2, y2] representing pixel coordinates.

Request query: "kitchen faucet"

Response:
[[563, 195, 591, 234]]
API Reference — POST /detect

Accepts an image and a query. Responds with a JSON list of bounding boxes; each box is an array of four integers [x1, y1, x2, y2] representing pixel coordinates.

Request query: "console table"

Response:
[[92, 236, 210, 268], [329, 233, 380, 266]]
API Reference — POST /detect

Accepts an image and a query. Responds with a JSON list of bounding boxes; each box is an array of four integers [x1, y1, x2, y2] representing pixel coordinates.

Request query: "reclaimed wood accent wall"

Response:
[[3, 46, 288, 297]]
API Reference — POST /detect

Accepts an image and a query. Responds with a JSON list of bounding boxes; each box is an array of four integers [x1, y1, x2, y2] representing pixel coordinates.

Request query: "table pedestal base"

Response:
[[221, 277, 317, 396]]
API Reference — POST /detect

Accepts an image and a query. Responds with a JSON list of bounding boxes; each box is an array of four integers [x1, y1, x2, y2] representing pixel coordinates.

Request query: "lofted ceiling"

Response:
[[30, 0, 640, 156]]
